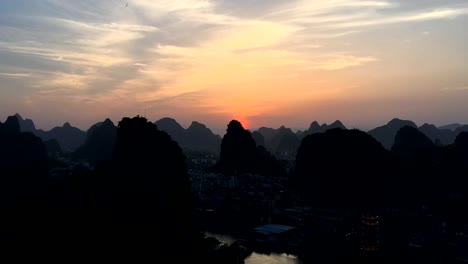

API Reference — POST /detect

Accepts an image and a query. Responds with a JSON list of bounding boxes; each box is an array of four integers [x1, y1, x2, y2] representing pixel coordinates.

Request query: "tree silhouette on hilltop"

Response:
[[216, 120, 285, 176]]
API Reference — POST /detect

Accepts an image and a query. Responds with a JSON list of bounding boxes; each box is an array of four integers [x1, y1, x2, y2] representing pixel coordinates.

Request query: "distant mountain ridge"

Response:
[[155, 118, 186, 146], [254, 121, 346, 160], [14, 114, 86, 152], [419, 123, 454, 145], [297, 120, 347, 138], [9, 114, 468, 153], [15, 113, 36, 132], [368, 118, 418, 149], [368, 118, 468, 149], [155, 118, 221, 154], [267, 126, 300, 160], [185, 121, 222, 153], [439, 123, 463, 131], [256, 126, 296, 160], [13, 114, 222, 154]]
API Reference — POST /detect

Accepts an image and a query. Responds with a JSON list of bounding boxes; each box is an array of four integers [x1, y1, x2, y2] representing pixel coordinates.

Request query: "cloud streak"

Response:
[[0, 72, 32, 78], [441, 86, 468, 91], [332, 7, 468, 28], [310, 56, 378, 70]]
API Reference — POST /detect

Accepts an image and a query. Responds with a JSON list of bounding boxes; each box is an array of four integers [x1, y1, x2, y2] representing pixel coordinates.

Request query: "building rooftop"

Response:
[[254, 224, 296, 234]]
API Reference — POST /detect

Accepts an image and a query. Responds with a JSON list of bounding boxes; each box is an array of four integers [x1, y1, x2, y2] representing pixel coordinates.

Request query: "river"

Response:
[[245, 252, 300, 264], [204, 232, 301, 264]]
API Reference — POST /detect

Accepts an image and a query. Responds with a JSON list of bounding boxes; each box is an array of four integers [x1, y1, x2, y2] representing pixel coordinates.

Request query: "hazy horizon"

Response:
[[1, 0, 467, 131], [4, 112, 467, 136]]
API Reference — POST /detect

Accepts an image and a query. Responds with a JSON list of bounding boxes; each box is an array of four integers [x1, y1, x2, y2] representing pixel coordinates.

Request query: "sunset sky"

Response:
[[1, 0, 467, 133]]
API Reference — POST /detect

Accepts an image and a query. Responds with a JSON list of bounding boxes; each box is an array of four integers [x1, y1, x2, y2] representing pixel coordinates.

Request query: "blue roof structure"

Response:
[[254, 224, 295, 234]]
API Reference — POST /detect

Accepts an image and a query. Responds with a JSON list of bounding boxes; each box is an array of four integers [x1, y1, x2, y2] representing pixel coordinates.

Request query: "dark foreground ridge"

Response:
[[1, 114, 468, 262]]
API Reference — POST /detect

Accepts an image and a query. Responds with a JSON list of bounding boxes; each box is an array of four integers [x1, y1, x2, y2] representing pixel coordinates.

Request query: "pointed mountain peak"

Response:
[[277, 126, 294, 135], [329, 120, 346, 129], [86, 119, 115, 134], [187, 121, 213, 135], [5, 115, 20, 133], [12, 113, 36, 132], [63, 122, 72, 128], [387, 118, 417, 128], [155, 117, 184, 129], [307, 121, 323, 134], [14, 113, 24, 120], [420, 123, 437, 129], [103, 118, 114, 126], [228, 120, 244, 131], [388, 118, 403, 124], [308, 121, 321, 130], [331, 120, 344, 126], [257, 127, 276, 136], [157, 117, 177, 123], [189, 121, 206, 129]]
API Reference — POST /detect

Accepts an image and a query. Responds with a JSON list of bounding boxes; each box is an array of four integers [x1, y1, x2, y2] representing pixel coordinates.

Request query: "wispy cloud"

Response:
[[0, 72, 32, 78], [332, 7, 468, 28], [309, 55, 377, 70], [263, 0, 396, 19], [441, 86, 468, 91], [1, 0, 468, 128]]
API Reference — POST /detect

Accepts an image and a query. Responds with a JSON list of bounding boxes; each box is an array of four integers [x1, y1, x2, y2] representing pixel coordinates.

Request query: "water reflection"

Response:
[[204, 232, 236, 246], [245, 253, 300, 264], [204, 232, 300, 264]]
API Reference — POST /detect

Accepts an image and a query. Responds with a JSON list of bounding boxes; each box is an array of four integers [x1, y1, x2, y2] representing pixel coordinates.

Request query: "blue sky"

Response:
[[0, 0, 467, 131]]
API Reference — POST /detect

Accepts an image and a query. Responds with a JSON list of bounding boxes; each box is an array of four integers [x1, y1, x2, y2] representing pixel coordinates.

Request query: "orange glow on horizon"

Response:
[[235, 118, 248, 129]]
